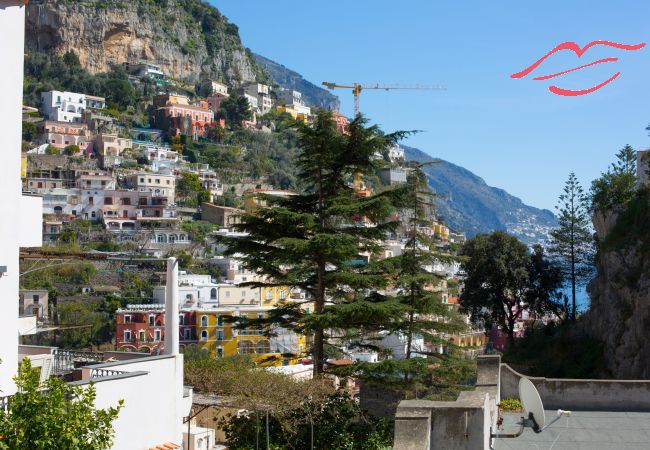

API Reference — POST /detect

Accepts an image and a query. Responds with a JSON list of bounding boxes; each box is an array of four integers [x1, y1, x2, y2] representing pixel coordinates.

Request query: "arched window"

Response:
[[200, 315, 208, 327], [200, 330, 208, 341], [210, 288, 217, 299]]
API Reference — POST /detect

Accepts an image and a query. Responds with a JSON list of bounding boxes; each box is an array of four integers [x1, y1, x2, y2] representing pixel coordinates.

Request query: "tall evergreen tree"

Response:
[[219, 111, 408, 376], [549, 173, 594, 321], [382, 163, 465, 380]]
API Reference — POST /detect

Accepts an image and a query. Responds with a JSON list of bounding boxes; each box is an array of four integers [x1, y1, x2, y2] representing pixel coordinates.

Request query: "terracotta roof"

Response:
[[148, 443, 180, 450], [447, 296, 459, 304], [327, 359, 354, 366]]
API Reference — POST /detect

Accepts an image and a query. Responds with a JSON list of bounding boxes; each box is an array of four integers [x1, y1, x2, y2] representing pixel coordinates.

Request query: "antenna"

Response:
[[491, 377, 571, 440]]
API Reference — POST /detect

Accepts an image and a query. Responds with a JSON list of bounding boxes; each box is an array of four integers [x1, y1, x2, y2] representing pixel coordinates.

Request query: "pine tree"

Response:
[[549, 173, 594, 321], [383, 163, 466, 381], [612, 144, 636, 176], [219, 111, 408, 376]]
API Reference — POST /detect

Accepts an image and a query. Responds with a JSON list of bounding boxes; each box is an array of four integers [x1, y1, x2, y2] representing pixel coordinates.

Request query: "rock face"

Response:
[[26, 0, 262, 84], [585, 205, 650, 379]]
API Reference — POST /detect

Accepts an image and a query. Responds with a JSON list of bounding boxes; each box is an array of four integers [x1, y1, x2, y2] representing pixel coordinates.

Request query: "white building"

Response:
[[125, 172, 176, 204], [380, 333, 427, 360], [388, 144, 405, 161], [41, 90, 86, 123], [245, 82, 273, 115], [201, 80, 229, 97], [85, 94, 106, 110], [278, 88, 304, 107], [0, 0, 44, 395]]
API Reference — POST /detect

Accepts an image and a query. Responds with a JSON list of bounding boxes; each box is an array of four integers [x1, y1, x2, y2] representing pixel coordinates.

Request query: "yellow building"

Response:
[[243, 188, 297, 213], [433, 222, 450, 240], [275, 105, 309, 123], [195, 285, 306, 366]]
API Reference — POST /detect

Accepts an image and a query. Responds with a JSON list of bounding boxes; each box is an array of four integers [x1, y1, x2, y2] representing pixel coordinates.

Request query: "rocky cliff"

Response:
[[26, 0, 267, 84], [585, 190, 650, 378]]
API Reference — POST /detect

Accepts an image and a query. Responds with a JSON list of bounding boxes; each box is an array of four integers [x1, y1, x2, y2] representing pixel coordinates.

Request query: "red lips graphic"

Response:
[[511, 41, 646, 96]]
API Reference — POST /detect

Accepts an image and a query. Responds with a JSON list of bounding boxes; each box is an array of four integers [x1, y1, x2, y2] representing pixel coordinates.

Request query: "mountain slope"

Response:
[[253, 53, 340, 110], [26, 0, 269, 85], [403, 146, 557, 243]]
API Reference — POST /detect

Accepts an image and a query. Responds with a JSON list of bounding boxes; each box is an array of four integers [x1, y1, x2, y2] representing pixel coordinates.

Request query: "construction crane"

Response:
[[322, 82, 446, 116]]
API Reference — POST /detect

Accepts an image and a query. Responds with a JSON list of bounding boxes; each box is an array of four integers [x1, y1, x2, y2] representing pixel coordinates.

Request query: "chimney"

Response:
[[164, 257, 179, 355]]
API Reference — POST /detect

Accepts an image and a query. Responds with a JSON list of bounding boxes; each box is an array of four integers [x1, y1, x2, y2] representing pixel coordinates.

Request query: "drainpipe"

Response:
[[164, 257, 179, 356]]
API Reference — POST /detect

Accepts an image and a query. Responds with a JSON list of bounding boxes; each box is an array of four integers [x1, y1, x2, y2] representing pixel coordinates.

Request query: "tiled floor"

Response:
[[493, 410, 650, 450]]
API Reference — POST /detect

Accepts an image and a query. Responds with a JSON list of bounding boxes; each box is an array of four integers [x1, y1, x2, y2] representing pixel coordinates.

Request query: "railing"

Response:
[[239, 329, 264, 336], [89, 368, 127, 379], [52, 349, 105, 374]]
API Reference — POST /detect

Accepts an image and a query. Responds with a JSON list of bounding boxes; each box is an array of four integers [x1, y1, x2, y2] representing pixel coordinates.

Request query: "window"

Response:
[[148, 178, 152, 183], [200, 330, 208, 341], [122, 197, 131, 205], [258, 313, 264, 320], [124, 330, 131, 342], [184, 328, 191, 340], [179, 314, 184, 325], [139, 330, 145, 341], [88, 196, 94, 204], [124, 314, 132, 324], [280, 290, 286, 300], [104, 197, 113, 205], [201, 315, 208, 327], [155, 179, 160, 184], [91, 211, 96, 218], [149, 315, 155, 326], [210, 288, 217, 299], [101, 180, 106, 186], [266, 291, 272, 301], [166, 180, 171, 185], [216, 330, 224, 341], [217, 315, 223, 327], [216, 347, 223, 358], [140, 177, 145, 183], [154, 330, 161, 341]]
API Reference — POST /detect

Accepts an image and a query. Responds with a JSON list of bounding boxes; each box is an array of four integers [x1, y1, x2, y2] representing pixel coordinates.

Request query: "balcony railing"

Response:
[[52, 349, 104, 374], [89, 368, 127, 379]]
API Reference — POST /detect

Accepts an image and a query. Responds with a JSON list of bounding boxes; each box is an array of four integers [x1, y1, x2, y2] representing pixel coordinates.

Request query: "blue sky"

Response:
[[213, 1, 650, 210]]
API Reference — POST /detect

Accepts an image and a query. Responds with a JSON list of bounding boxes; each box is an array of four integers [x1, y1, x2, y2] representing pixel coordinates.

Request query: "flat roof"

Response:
[[495, 410, 650, 449]]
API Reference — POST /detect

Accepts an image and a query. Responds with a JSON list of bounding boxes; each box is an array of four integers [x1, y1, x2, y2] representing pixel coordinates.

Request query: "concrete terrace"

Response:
[[495, 410, 650, 450]]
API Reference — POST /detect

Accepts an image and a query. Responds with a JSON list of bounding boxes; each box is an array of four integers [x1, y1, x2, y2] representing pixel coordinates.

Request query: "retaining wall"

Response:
[[500, 363, 650, 411]]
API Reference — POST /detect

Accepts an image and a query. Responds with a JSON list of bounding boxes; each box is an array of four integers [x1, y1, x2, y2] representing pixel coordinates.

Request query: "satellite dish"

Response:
[[492, 377, 571, 440], [519, 377, 545, 432]]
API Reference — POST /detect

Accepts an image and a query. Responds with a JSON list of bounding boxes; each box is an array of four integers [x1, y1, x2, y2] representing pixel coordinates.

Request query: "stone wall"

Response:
[[500, 363, 650, 411], [392, 355, 500, 450]]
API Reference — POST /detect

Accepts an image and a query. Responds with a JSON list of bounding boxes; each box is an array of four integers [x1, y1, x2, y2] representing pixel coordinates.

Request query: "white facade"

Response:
[[380, 333, 426, 360], [388, 144, 405, 161], [125, 172, 176, 204], [0, 1, 43, 395], [278, 88, 304, 107], [41, 90, 86, 123]]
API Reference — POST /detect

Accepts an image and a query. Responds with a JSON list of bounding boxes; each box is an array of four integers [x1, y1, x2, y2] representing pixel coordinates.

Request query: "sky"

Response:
[[213, 0, 650, 211]]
